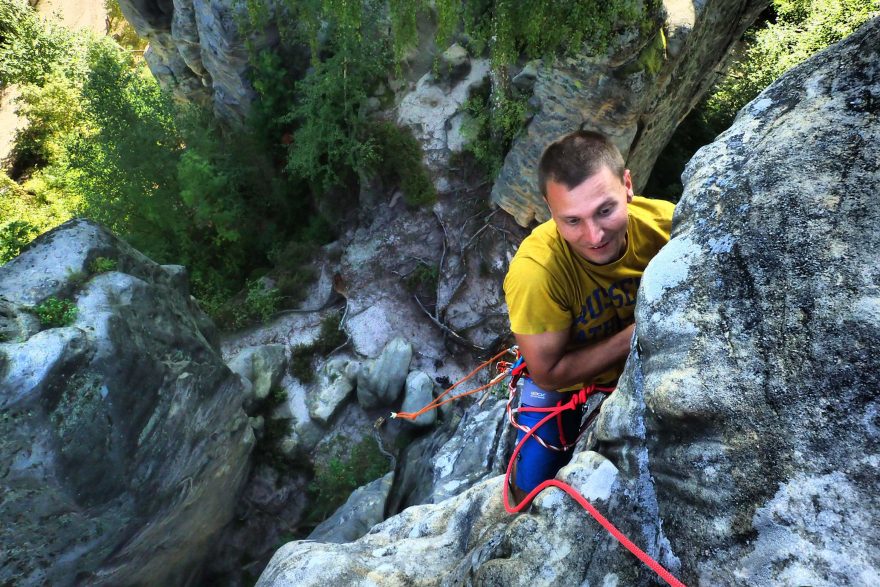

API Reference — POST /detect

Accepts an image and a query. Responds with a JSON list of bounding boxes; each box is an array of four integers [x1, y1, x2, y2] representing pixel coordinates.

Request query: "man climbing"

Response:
[[503, 129, 674, 502]]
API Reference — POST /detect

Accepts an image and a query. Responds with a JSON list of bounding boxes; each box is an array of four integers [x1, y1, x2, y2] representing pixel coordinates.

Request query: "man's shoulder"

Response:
[[629, 196, 675, 228], [512, 219, 566, 265]]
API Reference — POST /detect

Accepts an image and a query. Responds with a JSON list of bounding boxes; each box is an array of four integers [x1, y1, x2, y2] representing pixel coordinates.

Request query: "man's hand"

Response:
[[514, 323, 635, 390]]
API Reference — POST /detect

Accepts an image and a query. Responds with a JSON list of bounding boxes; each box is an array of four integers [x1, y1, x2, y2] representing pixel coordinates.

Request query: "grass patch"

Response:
[[306, 435, 390, 524], [31, 296, 77, 327], [290, 311, 347, 383]]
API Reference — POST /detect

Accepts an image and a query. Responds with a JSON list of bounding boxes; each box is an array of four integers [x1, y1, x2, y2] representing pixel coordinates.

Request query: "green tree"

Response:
[[703, 0, 880, 130], [0, 0, 82, 87], [68, 39, 183, 260], [7, 70, 87, 177], [282, 0, 389, 195]]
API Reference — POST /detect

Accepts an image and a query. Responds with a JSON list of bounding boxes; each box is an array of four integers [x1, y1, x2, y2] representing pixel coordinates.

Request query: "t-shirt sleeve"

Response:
[[656, 199, 674, 238], [642, 197, 674, 239], [504, 257, 572, 335]]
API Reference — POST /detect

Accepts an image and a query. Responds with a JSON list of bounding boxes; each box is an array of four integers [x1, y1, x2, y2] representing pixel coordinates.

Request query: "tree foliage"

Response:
[[0, 0, 82, 87], [3, 34, 311, 322], [703, 0, 880, 131]]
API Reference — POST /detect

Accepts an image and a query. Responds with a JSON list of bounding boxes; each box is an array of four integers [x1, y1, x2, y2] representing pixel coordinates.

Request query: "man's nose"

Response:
[[583, 221, 603, 245]]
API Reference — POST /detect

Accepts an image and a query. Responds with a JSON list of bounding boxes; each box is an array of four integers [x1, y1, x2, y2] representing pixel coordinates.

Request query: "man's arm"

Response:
[[514, 323, 634, 390]]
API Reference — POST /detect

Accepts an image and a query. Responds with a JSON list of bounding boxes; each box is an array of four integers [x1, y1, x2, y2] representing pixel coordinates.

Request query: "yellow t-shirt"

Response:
[[503, 196, 674, 388]]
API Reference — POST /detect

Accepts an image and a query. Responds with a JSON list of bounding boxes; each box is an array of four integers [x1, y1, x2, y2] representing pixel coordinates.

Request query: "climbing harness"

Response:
[[502, 355, 614, 453], [391, 346, 687, 587]]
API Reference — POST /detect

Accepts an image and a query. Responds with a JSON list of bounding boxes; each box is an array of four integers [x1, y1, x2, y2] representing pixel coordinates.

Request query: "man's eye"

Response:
[[566, 218, 579, 225], [599, 207, 611, 216]]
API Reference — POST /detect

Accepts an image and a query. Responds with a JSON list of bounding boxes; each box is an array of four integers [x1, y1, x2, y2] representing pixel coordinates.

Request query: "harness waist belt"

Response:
[[520, 378, 576, 408]]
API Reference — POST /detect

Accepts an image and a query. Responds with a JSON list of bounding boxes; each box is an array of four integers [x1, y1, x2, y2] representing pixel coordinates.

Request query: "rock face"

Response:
[[117, 0, 256, 125], [397, 53, 491, 190], [491, 0, 768, 226], [619, 16, 880, 584], [0, 219, 253, 585], [257, 18, 880, 586]]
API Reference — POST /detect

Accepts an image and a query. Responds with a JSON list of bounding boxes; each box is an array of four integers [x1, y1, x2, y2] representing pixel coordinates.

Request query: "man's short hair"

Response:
[[537, 130, 625, 197]]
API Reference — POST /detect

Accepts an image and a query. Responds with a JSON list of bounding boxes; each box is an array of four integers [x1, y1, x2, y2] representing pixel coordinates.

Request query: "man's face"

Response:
[[544, 166, 634, 265]]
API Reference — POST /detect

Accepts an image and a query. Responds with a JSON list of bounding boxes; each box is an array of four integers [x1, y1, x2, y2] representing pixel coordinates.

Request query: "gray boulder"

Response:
[[491, 0, 767, 225], [431, 397, 512, 503], [0, 219, 253, 586], [356, 337, 413, 409], [308, 472, 394, 544], [399, 370, 436, 428], [257, 18, 880, 586], [228, 344, 288, 403], [307, 357, 360, 425], [436, 43, 471, 85]]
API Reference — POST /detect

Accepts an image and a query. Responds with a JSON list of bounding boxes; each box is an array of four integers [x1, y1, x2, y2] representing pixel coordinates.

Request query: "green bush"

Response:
[[0, 220, 39, 263], [32, 296, 78, 327], [244, 279, 282, 323], [0, 171, 75, 263], [89, 256, 117, 274], [290, 311, 347, 383], [372, 122, 436, 206], [459, 86, 529, 178], [307, 436, 390, 523]]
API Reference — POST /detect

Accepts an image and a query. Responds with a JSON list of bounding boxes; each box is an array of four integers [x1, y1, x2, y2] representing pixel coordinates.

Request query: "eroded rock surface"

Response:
[[0, 219, 253, 586], [257, 18, 880, 586], [308, 472, 395, 544], [117, 0, 254, 124]]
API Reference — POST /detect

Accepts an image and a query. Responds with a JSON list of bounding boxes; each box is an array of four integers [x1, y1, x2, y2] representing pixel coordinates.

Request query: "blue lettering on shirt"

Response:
[[573, 278, 641, 343]]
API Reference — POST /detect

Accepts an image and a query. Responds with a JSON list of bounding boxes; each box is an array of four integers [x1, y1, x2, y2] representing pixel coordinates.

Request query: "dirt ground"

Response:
[[0, 0, 108, 165]]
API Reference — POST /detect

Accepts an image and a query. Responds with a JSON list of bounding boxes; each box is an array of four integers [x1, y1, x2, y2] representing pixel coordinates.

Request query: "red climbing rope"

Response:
[[503, 386, 687, 587], [505, 377, 614, 452], [388, 348, 687, 587]]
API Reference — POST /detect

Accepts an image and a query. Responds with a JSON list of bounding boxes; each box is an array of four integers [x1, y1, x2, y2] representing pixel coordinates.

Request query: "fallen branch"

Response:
[[414, 294, 487, 353]]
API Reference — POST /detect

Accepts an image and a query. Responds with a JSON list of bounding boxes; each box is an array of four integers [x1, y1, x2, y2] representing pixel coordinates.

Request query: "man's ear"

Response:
[[623, 169, 634, 202]]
